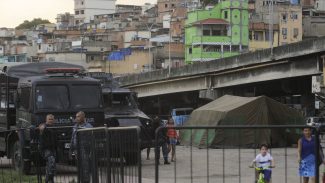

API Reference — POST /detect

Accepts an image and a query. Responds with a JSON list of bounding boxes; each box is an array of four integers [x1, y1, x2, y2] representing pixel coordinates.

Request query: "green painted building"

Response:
[[185, 0, 249, 64]]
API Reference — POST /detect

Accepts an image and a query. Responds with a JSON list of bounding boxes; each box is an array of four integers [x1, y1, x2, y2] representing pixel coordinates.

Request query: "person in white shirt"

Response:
[[250, 144, 275, 183]]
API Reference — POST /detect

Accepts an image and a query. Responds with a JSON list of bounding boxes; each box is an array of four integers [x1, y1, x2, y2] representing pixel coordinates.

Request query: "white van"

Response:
[[306, 117, 325, 126]]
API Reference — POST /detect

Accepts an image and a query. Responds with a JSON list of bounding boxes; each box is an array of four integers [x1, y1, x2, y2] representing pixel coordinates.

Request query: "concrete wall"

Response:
[[315, 0, 325, 11], [0, 29, 14, 37], [104, 50, 151, 74], [278, 5, 302, 45], [303, 16, 325, 38], [123, 31, 151, 48], [249, 31, 279, 51], [74, 0, 116, 24], [301, 0, 315, 7], [43, 52, 88, 69], [157, 0, 181, 23]]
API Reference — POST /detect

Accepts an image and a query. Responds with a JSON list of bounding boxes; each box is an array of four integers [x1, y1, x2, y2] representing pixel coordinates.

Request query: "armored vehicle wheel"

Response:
[[11, 141, 31, 174]]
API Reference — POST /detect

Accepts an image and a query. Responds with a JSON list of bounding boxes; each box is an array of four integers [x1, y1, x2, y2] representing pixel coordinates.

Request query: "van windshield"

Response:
[[104, 92, 137, 109], [70, 85, 101, 109], [36, 85, 69, 110], [35, 85, 101, 110]]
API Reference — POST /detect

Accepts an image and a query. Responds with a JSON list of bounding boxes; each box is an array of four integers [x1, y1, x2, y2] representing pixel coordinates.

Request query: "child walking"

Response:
[[250, 144, 275, 183], [167, 117, 177, 162]]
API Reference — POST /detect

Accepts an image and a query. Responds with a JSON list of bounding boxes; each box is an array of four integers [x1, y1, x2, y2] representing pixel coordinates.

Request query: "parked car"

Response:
[[171, 108, 193, 126], [306, 117, 325, 126]]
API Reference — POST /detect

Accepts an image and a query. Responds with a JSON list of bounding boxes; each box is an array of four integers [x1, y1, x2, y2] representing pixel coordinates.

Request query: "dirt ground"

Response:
[[141, 145, 317, 183]]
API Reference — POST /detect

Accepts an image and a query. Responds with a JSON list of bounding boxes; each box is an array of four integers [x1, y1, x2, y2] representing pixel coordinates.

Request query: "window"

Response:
[[71, 85, 101, 109], [171, 4, 175, 7], [81, 10, 84, 14], [223, 45, 230, 52], [75, 11, 79, 15], [189, 48, 192, 54], [293, 28, 299, 38], [0, 88, 15, 109], [282, 28, 287, 35], [38, 44, 41, 50], [203, 45, 221, 52], [90, 56, 95, 60], [282, 13, 287, 22], [108, 93, 136, 109], [35, 85, 69, 110], [249, 31, 252, 40], [232, 45, 240, 52], [203, 28, 210, 36], [0, 47, 2, 51], [292, 13, 298, 20], [265, 31, 272, 41], [81, 1, 84, 5], [76, 20, 79, 25], [165, 4, 168, 8], [253, 33, 259, 40], [19, 87, 31, 110], [212, 30, 221, 36], [224, 11, 228, 19]]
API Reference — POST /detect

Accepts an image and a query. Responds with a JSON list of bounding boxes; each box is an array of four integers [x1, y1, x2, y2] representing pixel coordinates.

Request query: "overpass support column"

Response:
[[199, 89, 221, 100]]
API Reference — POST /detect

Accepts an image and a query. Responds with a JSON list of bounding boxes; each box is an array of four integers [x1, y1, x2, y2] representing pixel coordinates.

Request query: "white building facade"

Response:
[[74, 0, 116, 25]]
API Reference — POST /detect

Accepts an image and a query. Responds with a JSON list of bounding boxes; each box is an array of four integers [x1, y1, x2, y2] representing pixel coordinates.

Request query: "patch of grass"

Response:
[[0, 169, 40, 183]]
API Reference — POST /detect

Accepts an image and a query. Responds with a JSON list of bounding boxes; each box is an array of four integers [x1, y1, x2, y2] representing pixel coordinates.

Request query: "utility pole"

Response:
[[146, 23, 155, 72], [268, 0, 274, 55], [168, 15, 171, 76]]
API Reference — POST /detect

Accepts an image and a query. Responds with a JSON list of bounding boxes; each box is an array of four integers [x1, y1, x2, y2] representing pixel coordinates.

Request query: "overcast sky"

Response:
[[0, 0, 155, 28]]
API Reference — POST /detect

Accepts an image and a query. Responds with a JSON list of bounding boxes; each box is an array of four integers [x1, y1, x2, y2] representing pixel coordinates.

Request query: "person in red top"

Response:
[[167, 117, 178, 162]]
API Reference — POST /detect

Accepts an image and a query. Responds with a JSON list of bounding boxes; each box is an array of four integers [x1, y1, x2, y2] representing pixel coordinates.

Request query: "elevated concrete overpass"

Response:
[[119, 37, 325, 98]]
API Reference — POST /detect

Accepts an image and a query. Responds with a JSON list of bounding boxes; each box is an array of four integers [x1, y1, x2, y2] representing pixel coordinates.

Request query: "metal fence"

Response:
[[0, 126, 141, 183], [154, 125, 324, 183], [0, 128, 78, 183], [3, 125, 324, 183], [76, 126, 141, 183]]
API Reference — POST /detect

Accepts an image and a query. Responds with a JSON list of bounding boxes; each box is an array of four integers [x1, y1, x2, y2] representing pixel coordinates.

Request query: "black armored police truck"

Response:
[[0, 62, 104, 173], [88, 73, 154, 150]]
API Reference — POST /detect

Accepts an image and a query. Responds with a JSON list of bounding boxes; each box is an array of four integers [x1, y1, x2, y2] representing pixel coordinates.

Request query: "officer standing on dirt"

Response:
[[38, 114, 57, 183]]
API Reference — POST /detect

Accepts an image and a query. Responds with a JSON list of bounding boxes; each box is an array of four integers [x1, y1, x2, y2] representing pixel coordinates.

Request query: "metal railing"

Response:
[[0, 126, 142, 183], [76, 126, 141, 183], [154, 125, 324, 183], [0, 128, 78, 183]]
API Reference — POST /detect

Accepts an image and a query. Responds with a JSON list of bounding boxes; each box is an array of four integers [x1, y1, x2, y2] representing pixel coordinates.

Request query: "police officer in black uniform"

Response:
[[38, 114, 57, 183]]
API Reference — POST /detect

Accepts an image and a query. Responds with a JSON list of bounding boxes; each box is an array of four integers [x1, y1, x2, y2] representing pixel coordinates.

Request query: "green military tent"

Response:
[[181, 95, 305, 148]]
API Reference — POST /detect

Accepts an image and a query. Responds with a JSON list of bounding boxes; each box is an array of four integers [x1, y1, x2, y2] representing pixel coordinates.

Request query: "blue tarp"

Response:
[[108, 51, 125, 61], [121, 48, 132, 56], [108, 48, 132, 61]]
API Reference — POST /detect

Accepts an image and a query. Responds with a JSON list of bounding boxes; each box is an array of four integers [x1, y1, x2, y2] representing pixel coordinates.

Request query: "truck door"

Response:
[[0, 75, 18, 130], [0, 75, 18, 152]]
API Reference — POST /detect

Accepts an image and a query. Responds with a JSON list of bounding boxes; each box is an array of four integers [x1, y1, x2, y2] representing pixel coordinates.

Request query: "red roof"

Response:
[[193, 18, 229, 25]]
